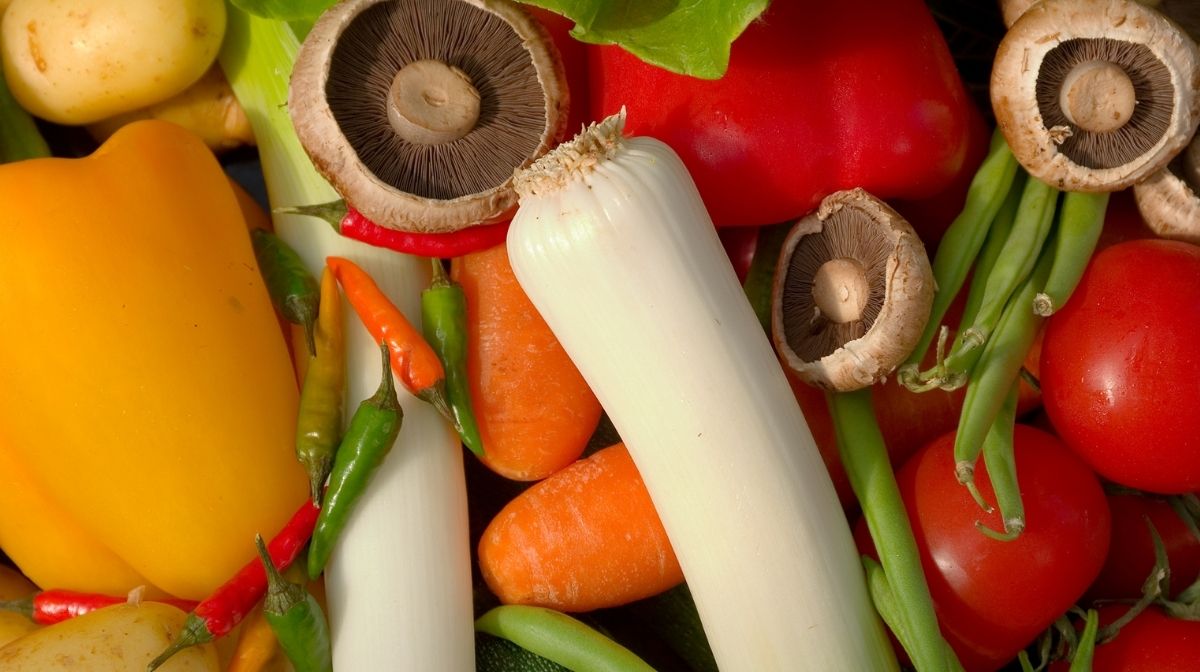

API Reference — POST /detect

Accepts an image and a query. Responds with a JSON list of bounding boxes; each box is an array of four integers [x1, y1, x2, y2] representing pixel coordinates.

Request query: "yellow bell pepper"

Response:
[[0, 119, 307, 600]]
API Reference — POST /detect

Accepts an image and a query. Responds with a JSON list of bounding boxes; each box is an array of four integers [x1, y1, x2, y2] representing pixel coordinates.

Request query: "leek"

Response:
[[218, 7, 475, 669], [506, 112, 898, 671]]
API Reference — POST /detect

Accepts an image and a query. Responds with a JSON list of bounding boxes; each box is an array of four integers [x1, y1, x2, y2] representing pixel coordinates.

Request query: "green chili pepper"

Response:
[[251, 228, 320, 357], [307, 343, 404, 579], [421, 258, 484, 457], [254, 535, 333, 672], [296, 267, 346, 504]]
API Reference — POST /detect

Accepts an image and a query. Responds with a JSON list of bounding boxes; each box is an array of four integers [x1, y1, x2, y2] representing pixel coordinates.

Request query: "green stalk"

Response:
[[0, 70, 50, 162], [829, 388, 960, 672]]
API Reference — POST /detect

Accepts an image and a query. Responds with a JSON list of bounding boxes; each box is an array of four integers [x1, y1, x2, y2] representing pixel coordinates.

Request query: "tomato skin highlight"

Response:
[[1041, 239, 1200, 494], [1048, 606, 1200, 672], [877, 425, 1110, 672]]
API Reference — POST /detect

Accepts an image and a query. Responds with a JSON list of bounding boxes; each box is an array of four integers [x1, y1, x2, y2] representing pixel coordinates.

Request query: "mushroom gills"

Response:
[[779, 206, 891, 363], [325, 0, 548, 201], [1035, 37, 1174, 170]]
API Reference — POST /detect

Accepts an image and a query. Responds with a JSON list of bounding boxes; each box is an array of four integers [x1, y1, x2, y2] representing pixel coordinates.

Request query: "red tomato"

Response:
[[1086, 492, 1200, 602], [1040, 239, 1200, 494], [874, 425, 1110, 672], [1048, 606, 1200, 672]]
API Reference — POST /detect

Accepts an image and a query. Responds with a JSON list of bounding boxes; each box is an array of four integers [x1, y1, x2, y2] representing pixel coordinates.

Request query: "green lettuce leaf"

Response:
[[229, 0, 335, 21], [519, 0, 768, 79]]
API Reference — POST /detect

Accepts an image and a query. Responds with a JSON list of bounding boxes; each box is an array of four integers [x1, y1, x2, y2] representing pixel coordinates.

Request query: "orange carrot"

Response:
[[326, 256, 445, 402], [452, 244, 601, 480], [478, 442, 683, 612]]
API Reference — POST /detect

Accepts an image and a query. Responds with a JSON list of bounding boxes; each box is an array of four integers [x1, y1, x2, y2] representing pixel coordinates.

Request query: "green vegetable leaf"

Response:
[[230, 0, 335, 21], [518, 0, 768, 79]]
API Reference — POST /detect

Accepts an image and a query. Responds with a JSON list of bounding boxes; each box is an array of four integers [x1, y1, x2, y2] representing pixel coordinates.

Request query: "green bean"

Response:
[[254, 536, 333, 672], [251, 228, 321, 356], [307, 343, 404, 579], [421, 258, 484, 457], [953, 247, 1052, 497], [829, 388, 960, 672], [868, 564, 965, 672], [475, 605, 656, 672], [905, 129, 1020, 369], [1034, 191, 1109, 316], [976, 384, 1022, 540], [958, 172, 1026, 333], [295, 267, 346, 504], [945, 177, 1058, 370]]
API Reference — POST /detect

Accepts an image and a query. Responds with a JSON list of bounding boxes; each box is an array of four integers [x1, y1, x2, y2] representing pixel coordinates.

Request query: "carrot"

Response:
[[478, 442, 683, 612], [452, 244, 601, 480]]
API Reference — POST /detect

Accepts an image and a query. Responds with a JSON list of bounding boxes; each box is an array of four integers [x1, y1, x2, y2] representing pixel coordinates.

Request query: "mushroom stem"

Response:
[[387, 59, 481, 145], [1059, 60, 1137, 134], [812, 257, 869, 323]]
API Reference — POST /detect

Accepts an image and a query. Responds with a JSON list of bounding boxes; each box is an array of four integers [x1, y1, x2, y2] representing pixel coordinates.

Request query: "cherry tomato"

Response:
[[1040, 239, 1200, 494], [1048, 606, 1200, 672], [1086, 492, 1200, 603], [871, 425, 1110, 672]]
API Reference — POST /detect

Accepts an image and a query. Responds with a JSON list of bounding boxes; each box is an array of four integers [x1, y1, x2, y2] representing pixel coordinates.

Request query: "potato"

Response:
[[87, 65, 255, 153], [0, 602, 220, 671], [0, 564, 38, 649], [0, 0, 226, 125]]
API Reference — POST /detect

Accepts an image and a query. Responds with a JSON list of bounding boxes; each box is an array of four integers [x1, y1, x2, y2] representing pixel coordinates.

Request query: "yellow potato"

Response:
[[0, 0, 226, 125], [0, 602, 220, 671], [0, 564, 37, 649], [87, 65, 255, 153]]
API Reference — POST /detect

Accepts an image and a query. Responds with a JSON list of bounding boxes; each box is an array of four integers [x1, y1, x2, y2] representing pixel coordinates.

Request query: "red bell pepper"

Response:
[[588, 0, 982, 230]]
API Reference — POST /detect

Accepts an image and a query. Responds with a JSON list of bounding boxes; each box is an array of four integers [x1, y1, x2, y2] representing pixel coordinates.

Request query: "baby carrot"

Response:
[[325, 256, 448, 412], [478, 443, 683, 612], [452, 244, 601, 481]]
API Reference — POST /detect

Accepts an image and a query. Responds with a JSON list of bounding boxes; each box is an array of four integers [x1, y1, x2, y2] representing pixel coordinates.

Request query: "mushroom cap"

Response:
[[770, 188, 935, 392], [992, 0, 1200, 192], [289, 0, 568, 234], [1133, 133, 1200, 241], [1001, 0, 1041, 28]]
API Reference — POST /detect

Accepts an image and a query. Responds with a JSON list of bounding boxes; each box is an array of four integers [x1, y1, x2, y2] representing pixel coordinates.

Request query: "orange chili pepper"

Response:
[[226, 603, 279, 672], [325, 256, 449, 412]]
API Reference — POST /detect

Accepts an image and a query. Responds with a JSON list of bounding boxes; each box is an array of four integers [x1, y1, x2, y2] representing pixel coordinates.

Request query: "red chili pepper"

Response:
[[276, 199, 509, 258], [146, 499, 320, 671], [0, 590, 198, 625], [341, 207, 510, 259]]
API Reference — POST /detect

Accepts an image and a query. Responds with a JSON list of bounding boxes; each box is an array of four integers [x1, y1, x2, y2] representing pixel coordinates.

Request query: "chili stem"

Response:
[[475, 605, 656, 672], [828, 388, 960, 672], [256, 535, 334, 672]]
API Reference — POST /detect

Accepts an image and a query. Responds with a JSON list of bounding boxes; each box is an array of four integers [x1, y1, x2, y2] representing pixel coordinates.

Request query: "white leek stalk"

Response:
[[507, 112, 898, 672], [219, 9, 475, 670]]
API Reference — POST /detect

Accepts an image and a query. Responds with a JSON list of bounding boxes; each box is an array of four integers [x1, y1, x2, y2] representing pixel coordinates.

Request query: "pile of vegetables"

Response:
[[2, 0, 1200, 670]]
